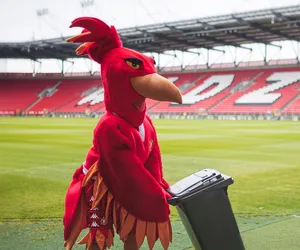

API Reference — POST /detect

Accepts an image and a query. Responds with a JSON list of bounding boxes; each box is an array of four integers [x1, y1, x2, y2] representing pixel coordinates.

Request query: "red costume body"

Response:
[[63, 17, 182, 250]]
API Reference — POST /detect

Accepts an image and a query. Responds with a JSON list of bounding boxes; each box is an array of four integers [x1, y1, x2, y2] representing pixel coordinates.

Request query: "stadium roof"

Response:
[[1, 5, 300, 60]]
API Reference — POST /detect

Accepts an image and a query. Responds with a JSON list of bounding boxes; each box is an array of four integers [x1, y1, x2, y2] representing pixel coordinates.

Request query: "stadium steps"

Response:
[[23, 96, 43, 113], [23, 81, 62, 112], [187, 74, 208, 91], [207, 93, 231, 112], [25, 80, 62, 113], [80, 86, 99, 97], [147, 74, 206, 112], [147, 101, 162, 111], [179, 74, 209, 96], [252, 71, 264, 81], [52, 96, 82, 112], [91, 103, 106, 112], [281, 93, 300, 113], [230, 71, 264, 93], [38, 81, 62, 97], [205, 70, 264, 114], [54, 84, 103, 113]]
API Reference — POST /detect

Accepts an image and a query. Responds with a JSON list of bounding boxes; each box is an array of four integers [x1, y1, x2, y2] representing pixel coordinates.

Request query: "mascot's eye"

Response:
[[152, 58, 156, 65], [124, 58, 142, 69]]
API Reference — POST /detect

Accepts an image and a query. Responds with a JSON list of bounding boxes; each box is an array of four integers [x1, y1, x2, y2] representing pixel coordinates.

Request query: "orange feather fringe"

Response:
[[74, 162, 172, 250]]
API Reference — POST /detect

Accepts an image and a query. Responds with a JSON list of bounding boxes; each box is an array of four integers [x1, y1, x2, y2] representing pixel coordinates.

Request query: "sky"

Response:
[[0, 0, 300, 72]]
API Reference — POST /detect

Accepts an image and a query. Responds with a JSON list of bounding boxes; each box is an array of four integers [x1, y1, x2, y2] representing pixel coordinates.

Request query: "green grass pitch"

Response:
[[0, 117, 299, 249]]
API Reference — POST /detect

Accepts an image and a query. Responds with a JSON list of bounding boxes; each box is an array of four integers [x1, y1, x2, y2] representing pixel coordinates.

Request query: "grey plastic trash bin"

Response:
[[167, 168, 245, 250]]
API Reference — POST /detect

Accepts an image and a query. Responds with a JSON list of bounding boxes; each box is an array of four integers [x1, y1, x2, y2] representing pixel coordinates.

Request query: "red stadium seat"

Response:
[[28, 79, 101, 113], [0, 67, 299, 115], [0, 79, 56, 113]]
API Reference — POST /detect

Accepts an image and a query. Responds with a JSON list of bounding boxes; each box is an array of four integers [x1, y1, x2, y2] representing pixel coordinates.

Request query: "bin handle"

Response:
[[167, 197, 178, 206]]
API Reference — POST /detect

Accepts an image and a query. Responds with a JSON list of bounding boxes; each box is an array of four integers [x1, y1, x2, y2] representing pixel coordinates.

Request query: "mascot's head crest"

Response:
[[66, 17, 122, 63]]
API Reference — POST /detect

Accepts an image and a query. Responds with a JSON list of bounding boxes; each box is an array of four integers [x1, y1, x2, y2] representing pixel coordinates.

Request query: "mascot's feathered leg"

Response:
[[124, 232, 138, 250], [63, 166, 88, 250], [64, 193, 87, 250]]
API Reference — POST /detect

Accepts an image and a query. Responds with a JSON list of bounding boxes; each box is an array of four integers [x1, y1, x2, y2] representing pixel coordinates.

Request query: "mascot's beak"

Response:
[[131, 73, 182, 104]]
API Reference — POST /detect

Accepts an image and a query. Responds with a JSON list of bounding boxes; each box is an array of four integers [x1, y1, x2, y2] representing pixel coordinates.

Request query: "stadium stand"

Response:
[[0, 79, 56, 115], [0, 66, 299, 116], [150, 70, 260, 113], [0, 5, 300, 118], [28, 79, 101, 114], [283, 96, 300, 114], [210, 68, 300, 114], [55, 86, 105, 113]]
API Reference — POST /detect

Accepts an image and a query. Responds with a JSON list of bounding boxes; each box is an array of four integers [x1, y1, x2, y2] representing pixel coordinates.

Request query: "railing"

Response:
[[0, 59, 299, 77]]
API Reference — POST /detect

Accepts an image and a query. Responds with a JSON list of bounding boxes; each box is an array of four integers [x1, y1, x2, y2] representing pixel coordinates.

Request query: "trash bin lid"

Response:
[[167, 169, 232, 205]]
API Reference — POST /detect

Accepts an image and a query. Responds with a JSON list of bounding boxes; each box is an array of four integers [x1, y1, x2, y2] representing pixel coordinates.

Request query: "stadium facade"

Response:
[[0, 5, 299, 120]]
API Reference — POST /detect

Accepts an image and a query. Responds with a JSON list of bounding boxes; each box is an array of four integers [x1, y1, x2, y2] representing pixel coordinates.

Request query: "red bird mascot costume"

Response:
[[63, 17, 182, 250]]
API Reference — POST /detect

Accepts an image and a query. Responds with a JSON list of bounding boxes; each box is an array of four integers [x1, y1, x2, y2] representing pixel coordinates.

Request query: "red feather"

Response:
[[67, 17, 122, 63], [70, 17, 110, 37], [67, 32, 98, 43]]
